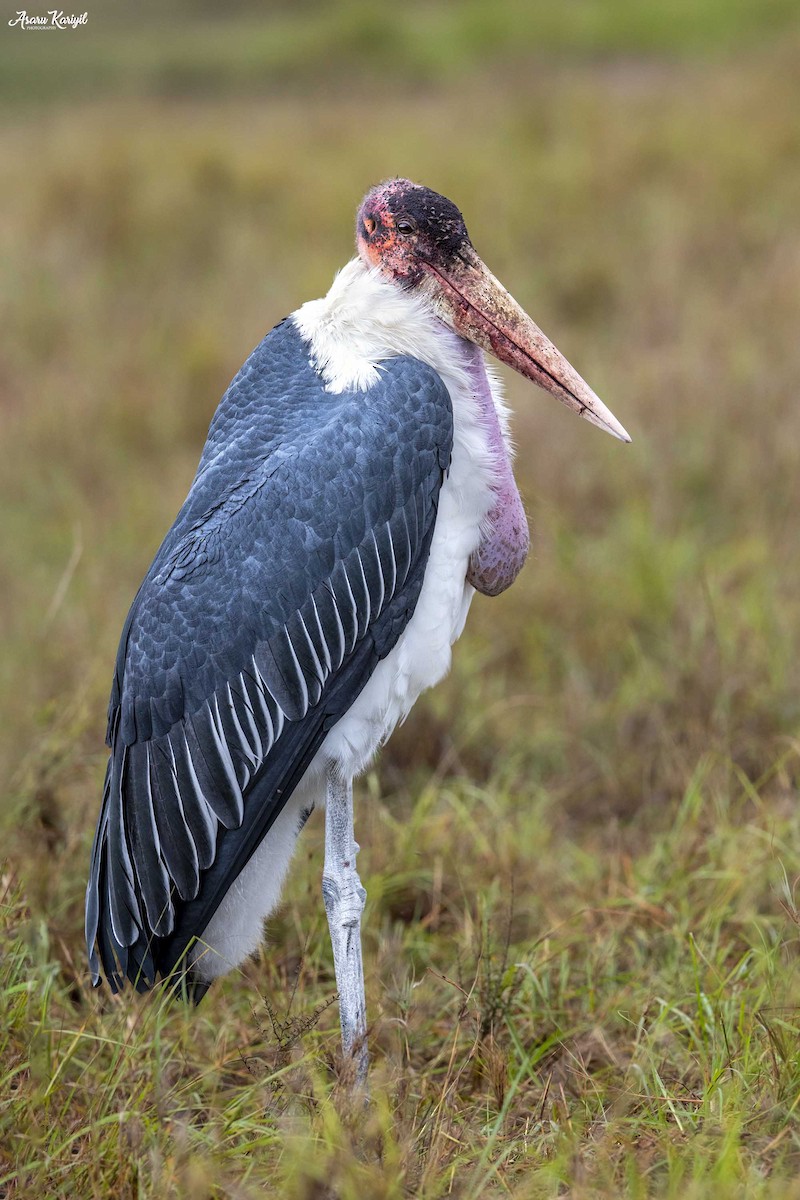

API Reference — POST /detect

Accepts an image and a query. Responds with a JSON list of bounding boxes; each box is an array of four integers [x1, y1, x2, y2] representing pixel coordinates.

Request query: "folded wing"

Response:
[[86, 318, 453, 993]]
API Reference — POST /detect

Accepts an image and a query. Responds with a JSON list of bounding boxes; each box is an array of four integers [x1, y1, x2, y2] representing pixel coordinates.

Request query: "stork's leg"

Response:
[[322, 765, 368, 1086]]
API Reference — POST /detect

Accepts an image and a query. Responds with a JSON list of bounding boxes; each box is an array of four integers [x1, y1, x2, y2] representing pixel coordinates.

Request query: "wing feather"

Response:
[[230, 674, 264, 762], [329, 560, 359, 656], [286, 609, 326, 697], [125, 743, 173, 937], [106, 751, 141, 947], [218, 684, 259, 781], [149, 739, 200, 901], [243, 658, 277, 755], [315, 584, 346, 671], [184, 705, 242, 828], [171, 729, 218, 871], [375, 521, 397, 602], [307, 594, 332, 676], [346, 552, 371, 639], [86, 317, 453, 992], [365, 532, 386, 616], [390, 507, 413, 587]]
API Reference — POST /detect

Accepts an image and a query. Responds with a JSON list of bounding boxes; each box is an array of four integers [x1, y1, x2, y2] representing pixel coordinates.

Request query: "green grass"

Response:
[[2, 774, 800, 1195], [1, 4, 800, 1195]]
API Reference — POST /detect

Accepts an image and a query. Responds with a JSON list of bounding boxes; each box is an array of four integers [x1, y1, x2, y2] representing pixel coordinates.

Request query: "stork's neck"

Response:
[[294, 258, 528, 596], [293, 258, 469, 394]]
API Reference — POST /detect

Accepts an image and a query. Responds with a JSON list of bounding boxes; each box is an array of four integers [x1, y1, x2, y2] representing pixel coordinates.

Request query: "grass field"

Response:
[[1, 2, 800, 1195]]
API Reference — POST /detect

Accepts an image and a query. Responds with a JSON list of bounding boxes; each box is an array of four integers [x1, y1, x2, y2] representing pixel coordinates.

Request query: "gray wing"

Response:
[[85, 318, 453, 994]]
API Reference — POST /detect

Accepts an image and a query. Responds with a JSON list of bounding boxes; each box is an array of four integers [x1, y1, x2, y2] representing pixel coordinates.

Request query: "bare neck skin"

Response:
[[459, 340, 530, 597]]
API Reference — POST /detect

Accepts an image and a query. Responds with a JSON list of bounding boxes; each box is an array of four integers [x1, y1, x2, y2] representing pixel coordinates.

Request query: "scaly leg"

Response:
[[322, 766, 368, 1086]]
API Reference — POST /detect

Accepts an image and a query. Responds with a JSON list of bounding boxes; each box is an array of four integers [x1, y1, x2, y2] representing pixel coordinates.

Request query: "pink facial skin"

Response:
[[460, 341, 530, 598]]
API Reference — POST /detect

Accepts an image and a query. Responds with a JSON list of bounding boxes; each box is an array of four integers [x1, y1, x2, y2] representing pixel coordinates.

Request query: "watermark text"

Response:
[[8, 9, 88, 29]]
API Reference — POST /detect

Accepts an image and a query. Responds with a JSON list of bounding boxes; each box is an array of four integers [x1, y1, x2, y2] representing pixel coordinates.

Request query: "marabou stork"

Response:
[[86, 179, 630, 1083]]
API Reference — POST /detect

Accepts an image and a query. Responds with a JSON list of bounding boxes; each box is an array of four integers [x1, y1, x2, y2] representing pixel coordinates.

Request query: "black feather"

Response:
[[170, 729, 217, 871], [184, 704, 242, 828], [125, 742, 173, 937], [149, 740, 200, 901]]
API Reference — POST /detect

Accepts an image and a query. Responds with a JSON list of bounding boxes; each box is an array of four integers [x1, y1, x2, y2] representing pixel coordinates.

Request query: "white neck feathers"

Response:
[[292, 258, 474, 397]]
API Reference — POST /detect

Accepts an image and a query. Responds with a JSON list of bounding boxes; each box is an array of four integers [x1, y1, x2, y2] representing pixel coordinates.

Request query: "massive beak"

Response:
[[418, 247, 631, 442]]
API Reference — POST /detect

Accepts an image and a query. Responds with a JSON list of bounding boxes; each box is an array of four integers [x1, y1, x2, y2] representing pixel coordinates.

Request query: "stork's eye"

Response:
[[363, 216, 376, 235], [396, 219, 416, 235]]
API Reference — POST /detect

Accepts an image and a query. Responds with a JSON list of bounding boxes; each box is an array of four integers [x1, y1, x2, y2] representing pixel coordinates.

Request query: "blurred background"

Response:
[[1, 0, 800, 1190], [3, 0, 799, 875]]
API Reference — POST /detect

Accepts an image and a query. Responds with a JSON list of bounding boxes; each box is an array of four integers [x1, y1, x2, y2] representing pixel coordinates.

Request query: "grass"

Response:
[[1, 2, 800, 1195]]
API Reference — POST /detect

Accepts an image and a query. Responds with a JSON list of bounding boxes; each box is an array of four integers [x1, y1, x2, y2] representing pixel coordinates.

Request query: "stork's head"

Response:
[[357, 178, 630, 442]]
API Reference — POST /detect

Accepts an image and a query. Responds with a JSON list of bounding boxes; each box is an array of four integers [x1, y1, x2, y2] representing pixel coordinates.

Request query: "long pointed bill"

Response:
[[418, 248, 631, 443]]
